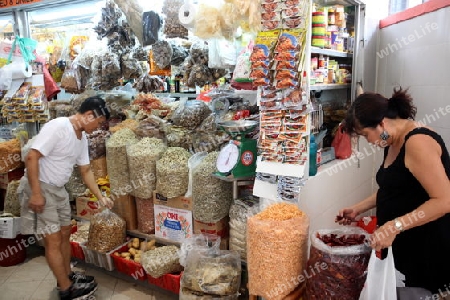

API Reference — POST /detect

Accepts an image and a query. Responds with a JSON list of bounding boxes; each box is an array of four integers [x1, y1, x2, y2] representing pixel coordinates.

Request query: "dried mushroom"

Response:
[[192, 152, 233, 223], [127, 137, 166, 198], [87, 130, 111, 160], [106, 128, 138, 195], [133, 74, 164, 93], [86, 209, 126, 253], [152, 40, 173, 69], [141, 245, 183, 278], [156, 147, 191, 198]]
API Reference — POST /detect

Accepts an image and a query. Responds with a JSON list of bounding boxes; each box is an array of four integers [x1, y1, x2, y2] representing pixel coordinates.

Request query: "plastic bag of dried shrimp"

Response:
[[247, 202, 309, 300]]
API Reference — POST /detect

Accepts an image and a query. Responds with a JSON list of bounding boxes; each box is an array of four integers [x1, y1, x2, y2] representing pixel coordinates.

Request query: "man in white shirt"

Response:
[[18, 96, 114, 300]]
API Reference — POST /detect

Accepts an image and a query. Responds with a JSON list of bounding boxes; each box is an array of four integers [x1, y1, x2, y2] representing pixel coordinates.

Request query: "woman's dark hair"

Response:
[[344, 87, 416, 135], [78, 96, 110, 120]]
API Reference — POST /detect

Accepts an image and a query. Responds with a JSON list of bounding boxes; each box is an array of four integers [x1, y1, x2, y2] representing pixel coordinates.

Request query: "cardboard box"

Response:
[[193, 217, 229, 238], [153, 191, 192, 211], [0, 216, 21, 239], [154, 204, 193, 243], [0, 168, 24, 189], [112, 194, 137, 231], [76, 197, 105, 220]]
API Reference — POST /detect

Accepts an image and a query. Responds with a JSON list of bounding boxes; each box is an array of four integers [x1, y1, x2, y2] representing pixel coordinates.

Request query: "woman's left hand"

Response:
[[370, 220, 399, 251]]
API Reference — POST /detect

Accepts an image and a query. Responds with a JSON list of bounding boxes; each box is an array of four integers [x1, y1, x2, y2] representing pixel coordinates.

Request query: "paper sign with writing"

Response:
[[0, 0, 41, 9]]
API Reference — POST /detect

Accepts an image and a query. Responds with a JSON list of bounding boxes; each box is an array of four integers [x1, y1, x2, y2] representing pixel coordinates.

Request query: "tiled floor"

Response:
[[0, 244, 178, 300]]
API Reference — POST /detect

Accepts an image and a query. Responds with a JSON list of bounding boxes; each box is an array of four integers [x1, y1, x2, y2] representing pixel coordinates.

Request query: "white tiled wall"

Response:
[[299, 139, 382, 234], [376, 6, 450, 147]]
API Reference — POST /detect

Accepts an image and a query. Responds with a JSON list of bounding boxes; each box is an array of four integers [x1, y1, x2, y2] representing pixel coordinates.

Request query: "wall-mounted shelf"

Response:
[[310, 83, 351, 91], [311, 47, 353, 58]]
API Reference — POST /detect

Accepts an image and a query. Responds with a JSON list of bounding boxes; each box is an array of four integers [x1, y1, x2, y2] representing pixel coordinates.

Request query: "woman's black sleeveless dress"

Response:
[[376, 127, 450, 293]]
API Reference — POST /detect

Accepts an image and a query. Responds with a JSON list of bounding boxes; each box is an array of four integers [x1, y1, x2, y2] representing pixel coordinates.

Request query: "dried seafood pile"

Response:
[[93, 1, 136, 54]]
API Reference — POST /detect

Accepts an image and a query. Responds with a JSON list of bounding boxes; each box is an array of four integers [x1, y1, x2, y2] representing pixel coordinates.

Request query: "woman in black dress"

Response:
[[336, 88, 450, 295]]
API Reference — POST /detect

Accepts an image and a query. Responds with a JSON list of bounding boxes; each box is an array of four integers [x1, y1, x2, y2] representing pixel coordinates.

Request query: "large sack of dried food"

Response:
[[0, 138, 22, 172], [179, 233, 221, 267], [135, 197, 155, 234], [3, 180, 21, 216], [229, 197, 260, 260], [305, 227, 371, 300], [86, 209, 126, 253], [171, 99, 212, 130], [247, 202, 309, 300], [127, 137, 166, 198], [156, 147, 191, 198], [192, 152, 233, 223], [135, 115, 166, 139], [106, 128, 138, 195], [165, 125, 193, 150], [141, 245, 183, 278], [181, 249, 241, 296]]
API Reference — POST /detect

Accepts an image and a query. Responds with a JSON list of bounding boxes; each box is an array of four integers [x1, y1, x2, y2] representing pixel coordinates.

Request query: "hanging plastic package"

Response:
[[208, 38, 237, 69], [143, 11, 162, 46]]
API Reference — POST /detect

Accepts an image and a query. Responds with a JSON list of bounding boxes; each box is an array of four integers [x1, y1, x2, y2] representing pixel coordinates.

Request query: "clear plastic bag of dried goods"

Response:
[[185, 152, 208, 198], [179, 233, 221, 267], [229, 197, 260, 260], [156, 147, 191, 198], [191, 131, 229, 153], [127, 137, 166, 199], [170, 41, 189, 66], [106, 129, 139, 195], [171, 99, 212, 130], [3, 180, 21, 217], [141, 245, 183, 278], [152, 40, 173, 69], [87, 130, 111, 160], [179, 288, 239, 300], [165, 125, 193, 150], [305, 227, 371, 300], [181, 249, 241, 296], [86, 209, 126, 253], [65, 166, 87, 201], [135, 197, 155, 234], [135, 115, 166, 139], [247, 202, 310, 300], [192, 152, 233, 223], [143, 11, 162, 47]]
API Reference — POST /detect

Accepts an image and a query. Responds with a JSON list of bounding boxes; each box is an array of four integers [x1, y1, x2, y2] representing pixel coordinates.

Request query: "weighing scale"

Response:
[[215, 120, 258, 179]]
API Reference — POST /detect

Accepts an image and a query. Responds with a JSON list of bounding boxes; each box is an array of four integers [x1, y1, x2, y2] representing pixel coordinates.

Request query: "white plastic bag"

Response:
[[0, 64, 13, 90], [359, 247, 397, 300]]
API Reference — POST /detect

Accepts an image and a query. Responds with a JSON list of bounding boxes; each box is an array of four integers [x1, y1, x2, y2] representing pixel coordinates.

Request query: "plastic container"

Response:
[[111, 245, 147, 281], [309, 135, 318, 176], [0, 234, 27, 267], [312, 12, 325, 24], [148, 272, 182, 294], [312, 24, 326, 36], [70, 226, 85, 261], [81, 241, 127, 271], [312, 36, 326, 48]]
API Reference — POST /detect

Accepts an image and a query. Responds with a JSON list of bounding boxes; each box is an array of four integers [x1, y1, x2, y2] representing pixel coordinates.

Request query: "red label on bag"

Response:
[[0, 0, 42, 10]]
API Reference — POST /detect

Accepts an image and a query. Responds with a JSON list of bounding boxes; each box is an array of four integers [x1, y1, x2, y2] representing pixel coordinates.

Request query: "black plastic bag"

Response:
[[143, 11, 162, 46]]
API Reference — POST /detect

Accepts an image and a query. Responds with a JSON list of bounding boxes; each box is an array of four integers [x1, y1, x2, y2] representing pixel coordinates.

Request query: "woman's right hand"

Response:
[[335, 207, 359, 225]]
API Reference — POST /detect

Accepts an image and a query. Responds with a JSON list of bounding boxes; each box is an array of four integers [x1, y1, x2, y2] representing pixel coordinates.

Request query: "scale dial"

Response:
[[216, 143, 240, 173]]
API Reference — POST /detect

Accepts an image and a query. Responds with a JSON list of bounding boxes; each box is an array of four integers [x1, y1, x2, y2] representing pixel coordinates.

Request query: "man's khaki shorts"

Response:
[[18, 176, 71, 236]]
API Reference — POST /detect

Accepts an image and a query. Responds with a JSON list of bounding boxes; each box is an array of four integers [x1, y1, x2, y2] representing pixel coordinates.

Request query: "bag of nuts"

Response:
[[86, 209, 126, 253], [192, 152, 233, 223], [106, 128, 139, 196], [156, 147, 191, 198], [127, 137, 166, 198], [135, 197, 155, 234], [305, 227, 371, 300], [171, 99, 212, 130]]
